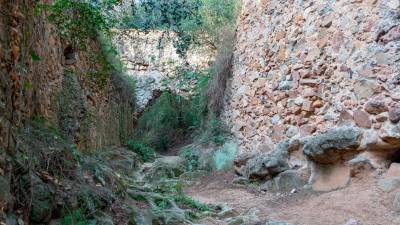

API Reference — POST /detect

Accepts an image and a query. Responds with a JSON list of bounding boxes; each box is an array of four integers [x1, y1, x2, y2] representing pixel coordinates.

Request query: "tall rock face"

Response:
[[0, 0, 135, 152], [112, 29, 214, 110], [224, 0, 400, 155]]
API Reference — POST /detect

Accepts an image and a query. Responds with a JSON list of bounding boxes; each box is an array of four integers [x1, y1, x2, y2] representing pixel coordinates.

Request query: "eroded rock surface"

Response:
[[303, 127, 362, 164]]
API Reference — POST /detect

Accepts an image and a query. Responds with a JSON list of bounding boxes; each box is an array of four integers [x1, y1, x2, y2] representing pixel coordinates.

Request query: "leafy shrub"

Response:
[[127, 140, 155, 162], [125, 0, 239, 56], [39, 0, 117, 47], [135, 92, 200, 151], [172, 194, 210, 212], [205, 44, 233, 117], [180, 147, 200, 171], [125, 0, 203, 57]]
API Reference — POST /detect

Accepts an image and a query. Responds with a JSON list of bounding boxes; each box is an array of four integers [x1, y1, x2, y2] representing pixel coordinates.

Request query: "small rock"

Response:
[[228, 208, 260, 225], [376, 113, 389, 122], [272, 125, 286, 142], [302, 99, 313, 112], [300, 124, 317, 135], [389, 104, 400, 123], [286, 126, 299, 138], [217, 204, 239, 219], [312, 100, 324, 108], [353, 110, 372, 128], [300, 78, 321, 87], [379, 122, 400, 145], [339, 111, 353, 123], [353, 78, 379, 100], [365, 99, 388, 114], [391, 92, 400, 101], [303, 88, 317, 97], [272, 115, 281, 125], [278, 81, 293, 90]]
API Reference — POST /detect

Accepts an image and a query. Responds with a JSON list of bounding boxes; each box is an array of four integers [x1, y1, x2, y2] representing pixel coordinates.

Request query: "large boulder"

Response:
[[237, 140, 297, 180], [310, 163, 351, 192], [303, 127, 362, 164], [261, 170, 307, 192], [242, 151, 289, 180], [234, 152, 256, 176]]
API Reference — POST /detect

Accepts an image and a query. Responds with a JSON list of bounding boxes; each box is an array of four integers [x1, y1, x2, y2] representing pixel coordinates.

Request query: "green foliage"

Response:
[[196, 0, 239, 47], [213, 142, 237, 171], [172, 194, 210, 212], [126, 0, 203, 57], [199, 117, 227, 145], [135, 92, 200, 151], [39, 0, 117, 47], [30, 49, 41, 61], [180, 147, 200, 171], [136, 67, 229, 151], [127, 140, 155, 162], [61, 209, 96, 225], [151, 180, 210, 212], [126, 0, 239, 56]]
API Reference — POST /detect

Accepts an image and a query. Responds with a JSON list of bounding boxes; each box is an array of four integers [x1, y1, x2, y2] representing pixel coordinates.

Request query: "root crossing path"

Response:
[[184, 171, 399, 225]]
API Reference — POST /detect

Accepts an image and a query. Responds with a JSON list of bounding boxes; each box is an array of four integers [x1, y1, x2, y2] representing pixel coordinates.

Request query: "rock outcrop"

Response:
[[303, 127, 362, 164], [112, 30, 214, 110]]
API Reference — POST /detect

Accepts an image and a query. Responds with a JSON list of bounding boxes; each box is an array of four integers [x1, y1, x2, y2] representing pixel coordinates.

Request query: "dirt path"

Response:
[[185, 171, 400, 225]]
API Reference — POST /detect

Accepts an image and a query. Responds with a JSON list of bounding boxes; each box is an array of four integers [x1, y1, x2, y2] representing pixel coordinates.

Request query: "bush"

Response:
[[205, 45, 233, 117], [180, 147, 200, 171], [127, 140, 155, 162], [135, 92, 201, 151], [61, 209, 95, 225], [125, 0, 239, 56], [39, 0, 117, 47]]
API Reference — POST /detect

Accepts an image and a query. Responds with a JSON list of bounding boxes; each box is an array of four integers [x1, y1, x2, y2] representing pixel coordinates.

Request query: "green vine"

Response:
[[38, 0, 117, 48]]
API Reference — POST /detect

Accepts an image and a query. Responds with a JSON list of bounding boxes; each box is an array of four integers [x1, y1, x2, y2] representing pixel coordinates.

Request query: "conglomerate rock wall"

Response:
[[224, 0, 400, 155]]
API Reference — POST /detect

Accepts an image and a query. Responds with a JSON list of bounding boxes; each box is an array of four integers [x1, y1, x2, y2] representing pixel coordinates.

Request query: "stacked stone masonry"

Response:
[[224, 0, 400, 156]]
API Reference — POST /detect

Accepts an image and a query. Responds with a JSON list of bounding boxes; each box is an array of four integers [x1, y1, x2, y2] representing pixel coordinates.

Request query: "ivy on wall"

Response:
[[38, 0, 118, 47]]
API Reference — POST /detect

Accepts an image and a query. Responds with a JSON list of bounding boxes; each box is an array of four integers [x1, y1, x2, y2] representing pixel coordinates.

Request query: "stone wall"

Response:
[[224, 0, 400, 154], [112, 29, 214, 109], [0, 0, 135, 152]]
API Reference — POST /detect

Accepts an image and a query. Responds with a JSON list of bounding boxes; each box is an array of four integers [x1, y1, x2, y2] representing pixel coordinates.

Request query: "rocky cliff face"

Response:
[[225, 0, 400, 190], [113, 29, 214, 110]]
